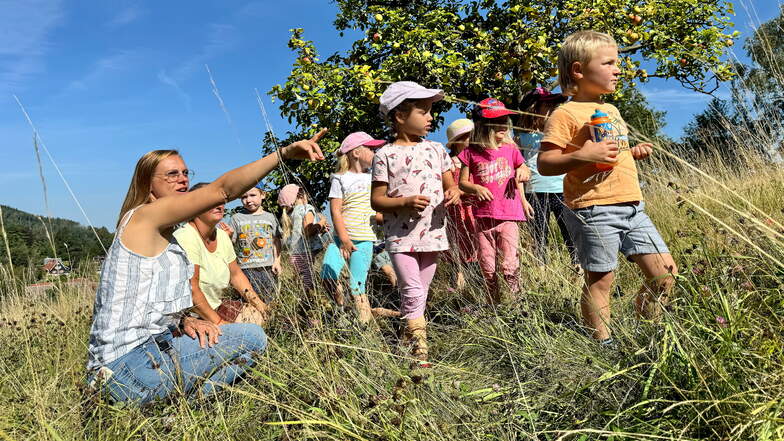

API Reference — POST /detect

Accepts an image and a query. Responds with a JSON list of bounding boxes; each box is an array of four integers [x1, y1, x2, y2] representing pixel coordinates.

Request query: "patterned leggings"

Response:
[[290, 251, 321, 291]]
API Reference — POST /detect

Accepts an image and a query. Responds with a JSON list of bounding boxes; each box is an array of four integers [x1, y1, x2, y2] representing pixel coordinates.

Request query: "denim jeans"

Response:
[[88, 323, 267, 405]]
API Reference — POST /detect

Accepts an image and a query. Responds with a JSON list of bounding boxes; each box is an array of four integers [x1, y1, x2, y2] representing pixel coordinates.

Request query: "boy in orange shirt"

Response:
[[538, 30, 677, 344]]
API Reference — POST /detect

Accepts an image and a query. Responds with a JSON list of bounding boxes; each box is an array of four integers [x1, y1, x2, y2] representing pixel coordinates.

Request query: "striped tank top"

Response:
[[86, 207, 193, 371], [327, 172, 376, 241]]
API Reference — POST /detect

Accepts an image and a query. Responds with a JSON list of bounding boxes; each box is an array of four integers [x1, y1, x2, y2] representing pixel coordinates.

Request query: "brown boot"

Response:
[[404, 317, 431, 368], [355, 295, 373, 324]]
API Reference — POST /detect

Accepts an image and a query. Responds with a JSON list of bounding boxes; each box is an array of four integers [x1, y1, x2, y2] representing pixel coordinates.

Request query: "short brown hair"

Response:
[[558, 31, 617, 96]]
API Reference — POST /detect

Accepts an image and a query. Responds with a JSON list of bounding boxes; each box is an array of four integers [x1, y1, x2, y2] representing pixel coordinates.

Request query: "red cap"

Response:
[[476, 98, 516, 119]]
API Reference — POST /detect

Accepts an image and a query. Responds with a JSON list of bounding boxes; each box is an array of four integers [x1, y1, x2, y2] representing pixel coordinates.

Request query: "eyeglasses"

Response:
[[155, 169, 194, 183]]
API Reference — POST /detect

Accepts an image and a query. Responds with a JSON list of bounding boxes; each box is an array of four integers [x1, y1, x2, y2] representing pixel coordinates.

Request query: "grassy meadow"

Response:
[[1, 145, 784, 440]]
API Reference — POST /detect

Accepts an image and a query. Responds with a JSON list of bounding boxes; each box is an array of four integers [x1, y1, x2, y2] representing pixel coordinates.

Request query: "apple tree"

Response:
[[264, 0, 737, 206]]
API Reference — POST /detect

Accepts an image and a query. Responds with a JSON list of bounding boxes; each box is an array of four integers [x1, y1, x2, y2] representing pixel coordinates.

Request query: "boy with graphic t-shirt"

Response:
[[226, 186, 282, 301], [538, 30, 678, 344]]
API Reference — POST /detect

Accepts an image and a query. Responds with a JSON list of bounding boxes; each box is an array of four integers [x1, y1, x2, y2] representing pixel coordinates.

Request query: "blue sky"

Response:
[[1, 0, 778, 230]]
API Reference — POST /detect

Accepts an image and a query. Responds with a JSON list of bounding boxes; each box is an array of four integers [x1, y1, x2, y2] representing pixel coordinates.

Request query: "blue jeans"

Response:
[[88, 323, 266, 405], [320, 240, 374, 296]]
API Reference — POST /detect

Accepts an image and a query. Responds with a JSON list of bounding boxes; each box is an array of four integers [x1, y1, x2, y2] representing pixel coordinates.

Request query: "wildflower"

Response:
[[740, 281, 755, 290], [716, 316, 728, 328]]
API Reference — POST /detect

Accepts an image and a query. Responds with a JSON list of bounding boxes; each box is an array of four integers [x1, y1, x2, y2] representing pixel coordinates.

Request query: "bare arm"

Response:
[[272, 237, 282, 274], [189, 265, 225, 325], [303, 211, 327, 237], [441, 170, 461, 206], [136, 130, 327, 231], [537, 140, 619, 176], [459, 165, 493, 201], [371, 182, 429, 212], [330, 198, 351, 245]]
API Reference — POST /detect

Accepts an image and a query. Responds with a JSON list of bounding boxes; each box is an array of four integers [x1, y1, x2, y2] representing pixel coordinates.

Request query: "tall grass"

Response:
[[1, 142, 783, 440]]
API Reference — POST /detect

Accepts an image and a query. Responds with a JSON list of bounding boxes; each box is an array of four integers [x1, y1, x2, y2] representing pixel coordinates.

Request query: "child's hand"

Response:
[[281, 128, 327, 161], [579, 139, 619, 165], [405, 195, 431, 211], [631, 143, 653, 161], [516, 166, 531, 183], [217, 221, 233, 238], [339, 240, 357, 260], [271, 260, 282, 275], [443, 186, 461, 207], [522, 199, 535, 218], [475, 186, 494, 202]]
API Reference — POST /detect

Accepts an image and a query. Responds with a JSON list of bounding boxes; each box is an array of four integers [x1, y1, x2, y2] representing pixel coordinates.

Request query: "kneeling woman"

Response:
[[86, 132, 325, 405], [174, 182, 269, 327]]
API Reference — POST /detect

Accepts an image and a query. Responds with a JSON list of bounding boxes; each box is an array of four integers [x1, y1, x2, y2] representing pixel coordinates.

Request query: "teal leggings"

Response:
[[320, 240, 374, 296]]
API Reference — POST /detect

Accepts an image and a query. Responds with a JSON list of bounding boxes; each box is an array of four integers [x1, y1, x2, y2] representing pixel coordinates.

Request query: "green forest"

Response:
[[0, 205, 112, 272]]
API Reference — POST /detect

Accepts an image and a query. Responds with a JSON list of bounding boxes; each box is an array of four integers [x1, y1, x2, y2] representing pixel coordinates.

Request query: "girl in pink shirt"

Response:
[[458, 98, 534, 302]]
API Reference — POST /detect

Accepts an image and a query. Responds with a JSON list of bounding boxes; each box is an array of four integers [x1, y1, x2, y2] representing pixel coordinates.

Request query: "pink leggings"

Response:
[[390, 251, 439, 320], [477, 218, 520, 293]]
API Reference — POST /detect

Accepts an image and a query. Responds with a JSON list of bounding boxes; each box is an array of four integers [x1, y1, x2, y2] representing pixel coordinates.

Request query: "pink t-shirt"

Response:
[[371, 140, 453, 253], [458, 143, 526, 221]]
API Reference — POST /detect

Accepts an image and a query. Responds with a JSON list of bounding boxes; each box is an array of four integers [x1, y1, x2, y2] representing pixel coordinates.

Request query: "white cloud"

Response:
[[107, 5, 145, 28], [157, 23, 238, 109], [171, 23, 238, 79], [641, 87, 731, 106], [157, 69, 192, 111], [57, 50, 141, 96], [0, 0, 63, 95]]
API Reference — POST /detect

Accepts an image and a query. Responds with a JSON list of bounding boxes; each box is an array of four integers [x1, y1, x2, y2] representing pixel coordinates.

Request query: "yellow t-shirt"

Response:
[[174, 223, 237, 311], [541, 101, 642, 209]]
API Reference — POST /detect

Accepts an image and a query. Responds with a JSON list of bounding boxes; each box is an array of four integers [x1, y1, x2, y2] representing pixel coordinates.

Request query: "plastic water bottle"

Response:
[[590, 109, 615, 171]]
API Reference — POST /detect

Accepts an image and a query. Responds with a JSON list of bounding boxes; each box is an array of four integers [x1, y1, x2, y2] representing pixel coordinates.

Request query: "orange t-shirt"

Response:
[[541, 101, 642, 209]]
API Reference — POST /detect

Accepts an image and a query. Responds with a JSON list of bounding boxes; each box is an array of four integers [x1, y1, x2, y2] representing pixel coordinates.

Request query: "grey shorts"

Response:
[[372, 250, 392, 270], [564, 201, 669, 272]]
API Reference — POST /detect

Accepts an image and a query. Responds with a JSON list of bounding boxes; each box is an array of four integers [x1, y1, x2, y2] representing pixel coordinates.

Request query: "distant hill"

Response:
[[0, 205, 113, 269]]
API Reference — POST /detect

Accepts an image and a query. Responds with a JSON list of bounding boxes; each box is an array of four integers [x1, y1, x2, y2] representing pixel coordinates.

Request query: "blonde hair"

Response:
[[334, 154, 350, 174], [118, 149, 180, 227], [558, 30, 617, 96], [470, 117, 515, 150], [279, 190, 306, 241]]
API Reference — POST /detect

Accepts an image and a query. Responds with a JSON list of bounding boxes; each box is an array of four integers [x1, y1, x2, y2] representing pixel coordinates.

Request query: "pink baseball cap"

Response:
[[339, 132, 386, 155], [475, 98, 517, 119], [277, 184, 301, 208], [379, 81, 444, 116]]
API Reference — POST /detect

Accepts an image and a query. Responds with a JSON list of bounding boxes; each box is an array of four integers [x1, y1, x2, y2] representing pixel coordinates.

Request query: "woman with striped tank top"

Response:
[[320, 132, 386, 323], [86, 130, 326, 405]]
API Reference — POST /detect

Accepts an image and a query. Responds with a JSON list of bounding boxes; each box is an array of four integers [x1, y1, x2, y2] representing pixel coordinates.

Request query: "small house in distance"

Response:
[[42, 258, 71, 276]]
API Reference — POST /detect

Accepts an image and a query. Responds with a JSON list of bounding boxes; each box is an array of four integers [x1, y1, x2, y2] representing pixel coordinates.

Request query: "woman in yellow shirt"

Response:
[[175, 182, 269, 326]]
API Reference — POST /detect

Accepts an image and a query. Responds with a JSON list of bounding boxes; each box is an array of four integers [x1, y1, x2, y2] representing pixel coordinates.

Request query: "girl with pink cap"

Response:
[[458, 98, 534, 303], [278, 183, 329, 292], [320, 132, 386, 323], [371, 81, 461, 368]]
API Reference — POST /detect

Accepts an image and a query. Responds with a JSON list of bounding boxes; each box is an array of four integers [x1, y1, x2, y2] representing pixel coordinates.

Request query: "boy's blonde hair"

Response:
[[558, 30, 617, 96], [470, 117, 515, 150]]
